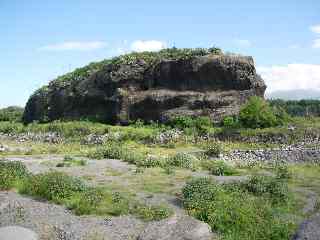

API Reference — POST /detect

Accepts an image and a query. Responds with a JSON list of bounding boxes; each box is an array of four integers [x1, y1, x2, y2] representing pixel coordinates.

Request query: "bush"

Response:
[[166, 153, 198, 169], [239, 96, 279, 129], [66, 187, 105, 215], [182, 178, 219, 218], [202, 160, 237, 176], [244, 175, 289, 203], [182, 177, 294, 240], [138, 155, 164, 168], [87, 142, 147, 166], [0, 161, 29, 190], [203, 142, 223, 157], [87, 142, 126, 160], [56, 156, 87, 167], [131, 204, 173, 221], [222, 116, 239, 128], [19, 171, 87, 203], [274, 164, 292, 179], [0, 106, 24, 122], [167, 116, 212, 135]]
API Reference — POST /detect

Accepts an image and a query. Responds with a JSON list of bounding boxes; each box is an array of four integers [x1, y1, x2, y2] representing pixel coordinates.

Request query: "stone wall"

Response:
[[221, 146, 320, 166]]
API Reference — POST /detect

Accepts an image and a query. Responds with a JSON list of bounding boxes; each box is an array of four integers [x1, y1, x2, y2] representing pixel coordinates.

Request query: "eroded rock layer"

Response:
[[23, 53, 266, 124]]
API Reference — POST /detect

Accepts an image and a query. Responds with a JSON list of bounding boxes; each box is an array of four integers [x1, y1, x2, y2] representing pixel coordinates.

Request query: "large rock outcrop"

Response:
[[23, 49, 266, 124]]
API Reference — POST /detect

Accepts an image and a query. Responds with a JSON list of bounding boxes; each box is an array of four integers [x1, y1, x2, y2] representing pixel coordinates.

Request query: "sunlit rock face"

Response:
[[23, 54, 266, 124]]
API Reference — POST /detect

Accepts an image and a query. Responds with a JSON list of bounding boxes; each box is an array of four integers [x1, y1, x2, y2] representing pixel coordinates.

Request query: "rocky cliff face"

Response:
[[23, 49, 266, 124]]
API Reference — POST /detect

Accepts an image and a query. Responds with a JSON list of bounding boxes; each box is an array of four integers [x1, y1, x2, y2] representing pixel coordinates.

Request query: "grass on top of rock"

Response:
[[0, 161, 172, 221], [182, 176, 296, 240], [51, 47, 223, 86]]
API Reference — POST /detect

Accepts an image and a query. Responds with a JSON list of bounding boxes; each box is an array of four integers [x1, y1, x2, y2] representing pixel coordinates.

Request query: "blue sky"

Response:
[[1, 0, 320, 107]]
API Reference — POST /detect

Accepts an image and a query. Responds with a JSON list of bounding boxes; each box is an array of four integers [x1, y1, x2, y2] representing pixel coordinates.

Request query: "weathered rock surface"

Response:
[[0, 191, 215, 240], [23, 52, 266, 124], [293, 213, 320, 240], [0, 226, 38, 240], [138, 215, 214, 240]]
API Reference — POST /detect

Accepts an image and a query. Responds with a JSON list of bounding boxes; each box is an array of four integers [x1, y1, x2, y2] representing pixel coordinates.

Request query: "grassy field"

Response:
[[0, 117, 320, 239]]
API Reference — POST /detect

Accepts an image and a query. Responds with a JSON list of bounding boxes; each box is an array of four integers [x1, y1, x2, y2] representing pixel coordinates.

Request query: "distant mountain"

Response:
[[266, 89, 320, 100]]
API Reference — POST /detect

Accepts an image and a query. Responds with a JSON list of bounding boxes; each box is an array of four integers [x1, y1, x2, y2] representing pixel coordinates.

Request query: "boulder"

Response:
[[23, 50, 266, 124], [138, 215, 215, 240]]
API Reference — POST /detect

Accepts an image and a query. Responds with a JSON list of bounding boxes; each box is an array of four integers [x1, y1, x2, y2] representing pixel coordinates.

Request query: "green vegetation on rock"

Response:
[[182, 176, 295, 240], [53, 47, 222, 87], [1, 161, 172, 221]]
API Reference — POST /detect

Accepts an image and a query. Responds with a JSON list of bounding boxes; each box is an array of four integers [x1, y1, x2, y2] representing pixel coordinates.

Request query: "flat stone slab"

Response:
[[138, 215, 214, 240], [0, 226, 38, 240]]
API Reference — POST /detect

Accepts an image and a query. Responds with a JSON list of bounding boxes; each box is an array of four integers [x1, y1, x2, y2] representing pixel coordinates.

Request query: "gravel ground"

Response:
[[0, 156, 217, 239], [0, 191, 145, 240], [2, 155, 320, 239]]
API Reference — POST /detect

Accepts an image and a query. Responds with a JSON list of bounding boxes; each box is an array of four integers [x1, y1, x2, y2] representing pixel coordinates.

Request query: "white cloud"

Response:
[[310, 24, 320, 34], [233, 39, 252, 47], [257, 64, 320, 93], [39, 41, 107, 51], [131, 40, 166, 52], [312, 39, 320, 48]]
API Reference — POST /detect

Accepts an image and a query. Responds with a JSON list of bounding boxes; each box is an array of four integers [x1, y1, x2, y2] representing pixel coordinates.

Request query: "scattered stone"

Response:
[[0, 132, 63, 144], [220, 147, 320, 166], [0, 144, 8, 152], [154, 129, 183, 144]]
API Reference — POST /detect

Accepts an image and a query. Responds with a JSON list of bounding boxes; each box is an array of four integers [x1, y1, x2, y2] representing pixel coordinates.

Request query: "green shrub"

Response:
[[87, 143, 147, 166], [244, 175, 289, 203], [222, 116, 239, 128], [137, 155, 164, 168], [19, 171, 86, 203], [202, 160, 237, 176], [182, 178, 219, 218], [275, 164, 292, 179], [56, 156, 87, 167], [163, 165, 175, 175], [0, 122, 24, 133], [131, 204, 173, 221], [87, 142, 125, 160], [273, 106, 291, 126], [239, 96, 279, 129], [166, 153, 198, 169], [203, 142, 223, 157], [0, 161, 29, 190], [0, 106, 24, 122], [167, 116, 212, 135], [66, 187, 105, 215], [182, 177, 294, 240]]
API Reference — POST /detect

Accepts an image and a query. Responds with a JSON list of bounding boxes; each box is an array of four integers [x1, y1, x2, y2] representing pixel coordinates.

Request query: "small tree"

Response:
[[239, 97, 278, 128]]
